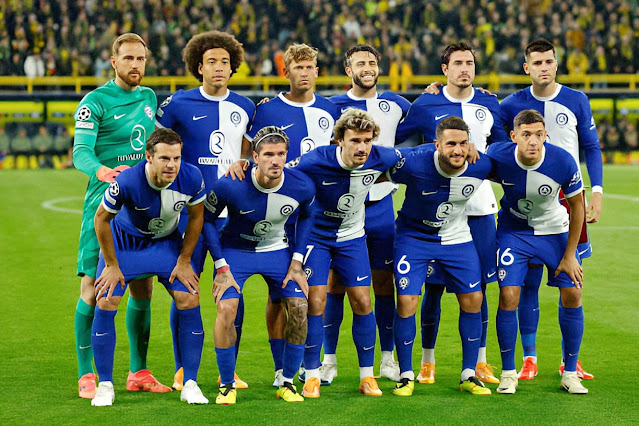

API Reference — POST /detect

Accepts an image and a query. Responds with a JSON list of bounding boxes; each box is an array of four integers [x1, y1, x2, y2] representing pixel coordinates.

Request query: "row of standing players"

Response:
[[71, 31, 603, 406]]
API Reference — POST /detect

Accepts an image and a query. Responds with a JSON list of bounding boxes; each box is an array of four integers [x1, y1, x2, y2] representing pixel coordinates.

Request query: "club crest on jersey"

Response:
[[362, 174, 375, 186], [144, 106, 153, 119], [517, 199, 533, 214], [427, 264, 434, 277], [209, 131, 225, 156], [538, 184, 553, 196], [148, 218, 166, 233], [174, 200, 186, 211], [379, 100, 391, 113], [77, 106, 92, 121], [254, 220, 272, 236], [475, 108, 486, 121], [280, 205, 294, 216], [301, 137, 315, 154], [436, 202, 453, 220], [130, 125, 147, 151], [108, 181, 120, 196], [318, 117, 330, 131], [303, 266, 313, 279], [462, 184, 475, 197], [230, 111, 241, 126], [498, 268, 507, 281], [556, 113, 568, 126], [337, 193, 355, 212], [398, 277, 409, 289]]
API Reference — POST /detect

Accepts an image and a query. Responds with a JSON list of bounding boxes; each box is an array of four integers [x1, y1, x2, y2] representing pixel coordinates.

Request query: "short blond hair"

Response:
[[112, 33, 147, 57], [333, 108, 380, 142], [284, 43, 318, 68]]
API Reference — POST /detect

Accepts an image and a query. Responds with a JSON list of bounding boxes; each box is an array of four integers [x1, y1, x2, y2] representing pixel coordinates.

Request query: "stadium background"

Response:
[[0, 1, 638, 423]]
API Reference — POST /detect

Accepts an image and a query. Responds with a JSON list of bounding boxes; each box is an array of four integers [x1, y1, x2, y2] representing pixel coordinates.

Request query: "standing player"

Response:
[[389, 117, 493, 397], [395, 43, 507, 385], [500, 39, 601, 380], [90, 128, 208, 406], [72, 33, 167, 399], [487, 110, 588, 395], [293, 109, 404, 398], [205, 126, 315, 405], [320, 44, 411, 383], [156, 30, 255, 391]]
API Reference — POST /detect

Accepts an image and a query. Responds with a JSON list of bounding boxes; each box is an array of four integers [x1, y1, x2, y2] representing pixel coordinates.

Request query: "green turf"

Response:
[[0, 165, 637, 424]]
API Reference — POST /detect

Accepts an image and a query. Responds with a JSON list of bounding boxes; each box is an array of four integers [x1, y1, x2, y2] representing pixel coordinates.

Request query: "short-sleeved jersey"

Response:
[[395, 87, 506, 215], [389, 145, 493, 245], [73, 80, 157, 179], [102, 160, 205, 239], [500, 84, 602, 188], [330, 89, 411, 201], [203, 166, 315, 259], [294, 144, 403, 243], [156, 87, 255, 184], [247, 93, 339, 161], [487, 141, 583, 235]]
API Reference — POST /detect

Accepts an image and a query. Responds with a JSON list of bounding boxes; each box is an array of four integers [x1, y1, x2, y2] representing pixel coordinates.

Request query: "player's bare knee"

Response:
[[327, 269, 346, 294], [172, 290, 199, 310], [80, 276, 97, 305], [372, 270, 394, 296], [216, 298, 239, 326], [458, 290, 482, 313], [396, 295, 418, 317], [498, 286, 521, 310], [559, 287, 582, 308], [307, 288, 327, 315], [97, 296, 121, 311]]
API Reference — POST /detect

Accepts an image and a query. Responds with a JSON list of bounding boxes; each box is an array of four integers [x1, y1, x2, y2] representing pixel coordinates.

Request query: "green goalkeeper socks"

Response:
[[74, 298, 95, 379], [126, 297, 151, 373]]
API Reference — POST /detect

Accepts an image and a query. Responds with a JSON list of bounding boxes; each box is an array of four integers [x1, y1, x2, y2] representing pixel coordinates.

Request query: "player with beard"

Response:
[[73, 33, 166, 399]]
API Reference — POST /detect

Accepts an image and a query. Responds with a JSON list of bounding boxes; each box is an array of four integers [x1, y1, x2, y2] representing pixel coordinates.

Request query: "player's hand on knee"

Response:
[[95, 265, 125, 300], [224, 159, 249, 181], [283, 260, 309, 297], [423, 81, 442, 95], [212, 270, 241, 303], [96, 165, 130, 183], [555, 255, 583, 288], [170, 259, 200, 295]]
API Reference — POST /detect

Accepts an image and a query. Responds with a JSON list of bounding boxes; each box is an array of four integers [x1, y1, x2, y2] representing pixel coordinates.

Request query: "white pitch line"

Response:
[[41, 196, 83, 214], [589, 226, 639, 231], [606, 193, 639, 202]]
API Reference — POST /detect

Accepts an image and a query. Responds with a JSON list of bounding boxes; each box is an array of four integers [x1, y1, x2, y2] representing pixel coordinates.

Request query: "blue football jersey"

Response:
[[500, 84, 602, 189], [294, 144, 403, 243], [389, 145, 493, 245], [202, 166, 316, 260], [102, 160, 205, 239], [487, 142, 583, 235], [395, 87, 506, 215], [247, 93, 339, 161], [156, 87, 255, 187], [330, 90, 410, 201]]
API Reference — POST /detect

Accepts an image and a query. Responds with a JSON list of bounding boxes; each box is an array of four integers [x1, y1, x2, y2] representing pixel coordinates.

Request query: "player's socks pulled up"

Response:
[[496, 308, 518, 371], [269, 338, 285, 372], [352, 312, 376, 368], [177, 306, 204, 383], [282, 342, 305, 383], [421, 285, 443, 350], [459, 310, 481, 371], [303, 314, 323, 371], [91, 307, 117, 383], [75, 298, 95, 378], [559, 305, 584, 372], [125, 297, 151, 373], [234, 296, 244, 361], [393, 312, 416, 375], [169, 300, 182, 375], [374, 295, 395, 352], [215, 347, 236, 387], [323, 293, 345, 354]]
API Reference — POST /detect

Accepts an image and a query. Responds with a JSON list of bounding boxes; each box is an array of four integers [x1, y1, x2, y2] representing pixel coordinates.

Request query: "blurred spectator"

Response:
[[10, 127, 32, 155], [32, 125, 54, 168], [24, 48, 45, 77], [93, 49, 111, 78], [605, 123, 621, 150], [0, 128, 9, 159], [620, 117, 638, 150], [567, 48, 589, 76]]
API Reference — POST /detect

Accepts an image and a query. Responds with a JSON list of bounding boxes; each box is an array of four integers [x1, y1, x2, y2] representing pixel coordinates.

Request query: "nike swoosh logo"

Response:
[[192, 115, 207, 121], [403, 340, 414, 345], [191, 331, 204, 335], [467, 337, 480, 341], [422, 191, 437, 196], [500, 348, 513, 353], [322, 181, 338, 186], [323, 324, 333, 328], [239, 210, 255, 214], [363, 346, 374, 351], [134, 206, 150, 211], [384, 260, 393, 265], [294, 288, 303, 292], [435, 114, 449, 120], [469, 281, 480, 288], [533, 308, 540, 312], [341, 108, 349, 113], [385, 326, 393, 330], [95, 332, 108, 337], [114, 114, 125, 119], [305, 344, 318, 349], [280, 123, 294, 130], [578, 248, 590, 256], [567, 353, 577, 357], [79, 345, 91, 349], [501, 180, 515, 185], [487, 272, 496, 278], [357, 276, 369, 282]]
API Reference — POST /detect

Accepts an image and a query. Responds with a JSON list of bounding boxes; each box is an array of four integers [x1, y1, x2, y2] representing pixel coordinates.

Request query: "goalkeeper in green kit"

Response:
[[72, 33, 170, 398]]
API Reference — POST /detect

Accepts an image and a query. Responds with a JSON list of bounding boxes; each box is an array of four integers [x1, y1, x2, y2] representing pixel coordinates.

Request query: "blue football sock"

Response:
[[352, 312, 376, 368], [303, 314, 323, 370], [480, 285, 489, 348], [559, 305, 583, 372], [459, 310, 481, 372], [421, 285, 444, 349], [282, 342, 305, 381], [177, 306, 204, 383], [215, 346, 236, 386], [375, 295, 395, 352], [519, 266, 543, 358], [393, 312, 416, 374], [496, 308, 518, 371], [323, 293, 344, 355], [92, 307, 117, 383], [269, 338, 285, 371], [234, 296, 244, 361], [169, 300, 182, 372]]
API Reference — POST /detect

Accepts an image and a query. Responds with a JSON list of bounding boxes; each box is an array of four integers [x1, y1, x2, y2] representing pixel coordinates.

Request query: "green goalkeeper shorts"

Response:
[[76, 183, 107, 279]]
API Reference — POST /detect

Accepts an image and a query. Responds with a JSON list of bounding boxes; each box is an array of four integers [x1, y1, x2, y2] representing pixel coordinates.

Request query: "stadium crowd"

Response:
[[1, 0, 637, 78]]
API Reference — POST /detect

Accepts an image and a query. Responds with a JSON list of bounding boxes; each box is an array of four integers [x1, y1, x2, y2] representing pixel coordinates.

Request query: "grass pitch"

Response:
[[0, 165, 637, 424]]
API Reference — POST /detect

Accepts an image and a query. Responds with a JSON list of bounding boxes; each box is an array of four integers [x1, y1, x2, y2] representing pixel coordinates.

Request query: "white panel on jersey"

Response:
[[366, 97, 402, 201], [254, 193, 299, 252], [150, 189, 192, 238], [436, 176, 479, 245], [524, 170, 569, 235], [335, 168, 380, 242], [302, 107, 335, 155], [542, 101, 580, 168], [216, 101, 250, 178]]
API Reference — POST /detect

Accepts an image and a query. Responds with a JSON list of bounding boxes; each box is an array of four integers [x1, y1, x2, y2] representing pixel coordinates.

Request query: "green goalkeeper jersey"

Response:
[[73, 80, 157, 191]]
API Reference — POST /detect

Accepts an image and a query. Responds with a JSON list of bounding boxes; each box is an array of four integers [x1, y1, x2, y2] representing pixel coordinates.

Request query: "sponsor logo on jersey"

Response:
[[77, 106, 92, 121], [130, 125, 146, 151], [148, 218, 166, 233], [436, 202, 453, 220], [192, 115, 207, 121], [253, 220, 273, 236], [318, 116, 330, 131], [209, 131, 225, 156], [76, 121, 94, 129], [114, 114, 125, 120], [337, 193, 355, 212], [517, 199, 533, 214], [118, 153, 144, 162], [556, 113, 569, 126], [379, 100, 391, 113], [434, 113, 449, 121]]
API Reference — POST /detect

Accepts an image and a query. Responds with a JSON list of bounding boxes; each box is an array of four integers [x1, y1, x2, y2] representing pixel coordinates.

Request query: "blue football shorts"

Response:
[[304, 235, 372, 287]]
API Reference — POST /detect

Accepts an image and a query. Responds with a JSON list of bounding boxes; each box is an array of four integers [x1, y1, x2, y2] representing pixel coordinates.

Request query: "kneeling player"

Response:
[[488, 110, 588, 395], [204, 126, 315, 405], [389, 117, 493, 396], [90, 129, 208, 406]]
